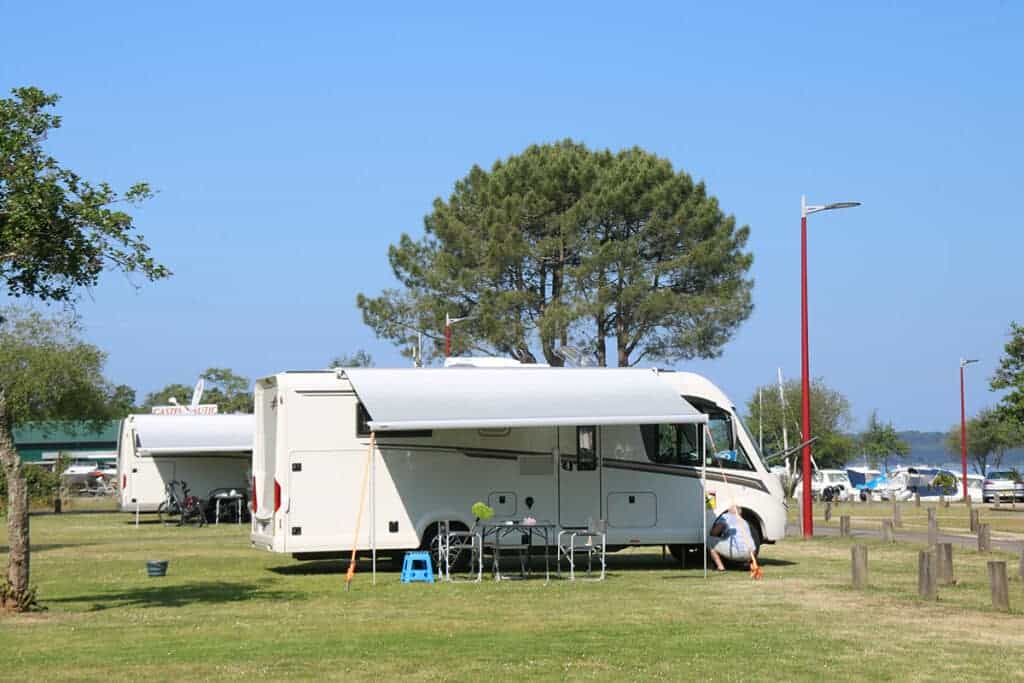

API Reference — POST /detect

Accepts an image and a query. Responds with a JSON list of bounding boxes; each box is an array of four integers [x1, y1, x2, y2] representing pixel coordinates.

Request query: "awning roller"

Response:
[[342, 367, 708, 432]]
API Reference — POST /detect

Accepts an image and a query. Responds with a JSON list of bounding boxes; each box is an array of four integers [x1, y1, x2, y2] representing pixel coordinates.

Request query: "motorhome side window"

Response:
[[576, 426, 597, 471], [355, 402, 433, 439], [707, 412, 753, 471], [641, 424, 701, 465], [356, 403, 372, 437]]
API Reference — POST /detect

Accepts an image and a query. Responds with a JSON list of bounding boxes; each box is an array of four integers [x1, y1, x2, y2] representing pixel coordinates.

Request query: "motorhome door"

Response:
[[558, 425, 601, 528]]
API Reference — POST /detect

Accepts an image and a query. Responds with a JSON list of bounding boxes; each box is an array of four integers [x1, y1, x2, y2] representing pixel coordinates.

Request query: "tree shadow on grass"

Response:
[[0, 543, 94, 554], [46, 581, 301, 611]]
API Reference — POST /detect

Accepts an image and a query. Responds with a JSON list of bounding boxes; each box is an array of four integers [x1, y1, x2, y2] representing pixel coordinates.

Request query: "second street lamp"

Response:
[[960, 358, 979, 500], [800, 195, 861, 539]]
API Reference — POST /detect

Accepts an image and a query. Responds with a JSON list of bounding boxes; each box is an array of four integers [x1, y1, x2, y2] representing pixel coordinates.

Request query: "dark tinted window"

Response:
[[641, 424, 701, 466]]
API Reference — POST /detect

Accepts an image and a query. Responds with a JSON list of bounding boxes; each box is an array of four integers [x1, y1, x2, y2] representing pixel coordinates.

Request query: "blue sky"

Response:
[[2, 2, 1021, 430]]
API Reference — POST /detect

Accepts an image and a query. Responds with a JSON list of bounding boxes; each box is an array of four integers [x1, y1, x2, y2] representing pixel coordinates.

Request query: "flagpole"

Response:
[[371, 434, 377, 585]]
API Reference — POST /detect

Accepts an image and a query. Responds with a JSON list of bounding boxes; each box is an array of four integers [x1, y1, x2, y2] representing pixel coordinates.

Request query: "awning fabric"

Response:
[[342, 367, 707, 432], [131, 414, 254, 455]]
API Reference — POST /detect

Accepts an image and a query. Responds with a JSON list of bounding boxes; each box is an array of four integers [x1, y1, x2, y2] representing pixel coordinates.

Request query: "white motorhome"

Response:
[[250, 364, 786, 563], [118, 414, 254, 512]]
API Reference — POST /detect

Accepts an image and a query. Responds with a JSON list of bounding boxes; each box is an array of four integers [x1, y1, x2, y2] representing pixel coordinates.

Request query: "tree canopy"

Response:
[[357, 140, 753, 366], [0, 306, 126, 428], [991, 321, 1024, 424], [858, 410, 910, 470], [945, 407, 1024, 474], [329, 349, 374, 368], [142, 368, 253, 414], [1, 87, 170, 302], [745, 377, 856, 471]]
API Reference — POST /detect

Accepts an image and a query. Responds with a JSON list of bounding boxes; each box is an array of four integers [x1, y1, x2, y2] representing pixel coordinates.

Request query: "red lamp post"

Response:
[[959, 358, 978, 499], [444, 313, 471, 358], [800, 195, 861, 539]]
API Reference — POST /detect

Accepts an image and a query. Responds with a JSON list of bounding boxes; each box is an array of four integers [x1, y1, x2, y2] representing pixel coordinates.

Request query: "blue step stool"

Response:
[[400, 551, 435, 583]]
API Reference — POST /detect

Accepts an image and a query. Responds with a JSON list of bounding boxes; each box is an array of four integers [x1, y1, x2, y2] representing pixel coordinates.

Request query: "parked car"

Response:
[[982, 471, 1024, 502]]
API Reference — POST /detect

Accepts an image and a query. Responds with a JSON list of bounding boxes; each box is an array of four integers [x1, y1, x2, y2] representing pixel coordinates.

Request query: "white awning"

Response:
[[342, 367, 707, 432], [130, 414, 254, 455]]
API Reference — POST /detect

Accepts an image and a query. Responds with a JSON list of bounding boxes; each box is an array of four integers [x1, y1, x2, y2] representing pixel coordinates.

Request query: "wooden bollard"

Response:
[[851, 545, 868, 589], [839, 515, 851, 537], [994, 494, 1001, 509], [978, 523, 991, 553], [918, 550, 937, 600], [824, 501, 832, 522], [970, 509, 980, 533], [881, 519, 895, 543], [1019, 547, 1024, 580], [893, 499, 903, 528], [928, 517, 939, 547], [988, 561, 1010, 611], [926, 507, 936, 524], [914, 491, 921, 507], [935, 543, 954, 585]]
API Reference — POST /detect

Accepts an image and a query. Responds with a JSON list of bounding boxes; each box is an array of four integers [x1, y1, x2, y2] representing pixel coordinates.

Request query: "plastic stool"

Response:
[[400, 551, 435, 583]]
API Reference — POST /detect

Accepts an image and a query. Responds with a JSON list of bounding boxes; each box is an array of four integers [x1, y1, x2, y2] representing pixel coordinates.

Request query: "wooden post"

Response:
[[892, 499, 902, 528], [851, 545, 868, 589], [881, 519, 895, 543], [926, 507, 936, 524], [928, 517, 938, 547], [970, 509, 980, 533], [994, 494, 1001, 509], [935, 543, 954, 585], [977, 523, 991, 553], [839, 515, 851, 537], [914, 491, 921, 507], [988, 561, 1010, 611], [1018, 546, 1024, 581], [918, 550, 937, 600]]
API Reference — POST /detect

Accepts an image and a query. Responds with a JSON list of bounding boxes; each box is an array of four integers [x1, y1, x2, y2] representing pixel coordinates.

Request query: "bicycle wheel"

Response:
[[182, 505, 205, 527], [157, 501, 180, 526]]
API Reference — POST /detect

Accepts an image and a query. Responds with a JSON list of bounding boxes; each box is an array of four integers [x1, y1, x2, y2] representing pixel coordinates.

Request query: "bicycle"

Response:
[[157, 480, 206, 527]]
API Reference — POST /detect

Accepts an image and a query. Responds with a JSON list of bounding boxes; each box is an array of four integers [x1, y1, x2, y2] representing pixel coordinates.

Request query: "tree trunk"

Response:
[[0, 389, 32, 611]]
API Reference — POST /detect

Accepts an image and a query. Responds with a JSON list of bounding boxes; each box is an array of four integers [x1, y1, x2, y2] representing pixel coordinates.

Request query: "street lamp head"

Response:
[[803, 199, 862, 216], [960, 358, 979, 368]]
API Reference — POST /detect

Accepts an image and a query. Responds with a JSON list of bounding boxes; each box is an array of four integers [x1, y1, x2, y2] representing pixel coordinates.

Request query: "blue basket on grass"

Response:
[[146, 560, 169, 577]]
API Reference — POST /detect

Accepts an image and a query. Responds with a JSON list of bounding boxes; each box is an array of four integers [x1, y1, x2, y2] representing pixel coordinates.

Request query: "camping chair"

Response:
[[437, 520, 483, 582], [557, 518, 607, 581]]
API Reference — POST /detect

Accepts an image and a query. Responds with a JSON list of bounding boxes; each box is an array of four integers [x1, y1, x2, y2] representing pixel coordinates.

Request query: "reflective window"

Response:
[[576, 426, 597, 471], [641, 424, 702, 466]]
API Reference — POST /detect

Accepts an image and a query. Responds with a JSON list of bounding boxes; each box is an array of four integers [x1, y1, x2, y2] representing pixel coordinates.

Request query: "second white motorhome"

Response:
[[250, 362, 786, 564], [118, 414, 254, 512]]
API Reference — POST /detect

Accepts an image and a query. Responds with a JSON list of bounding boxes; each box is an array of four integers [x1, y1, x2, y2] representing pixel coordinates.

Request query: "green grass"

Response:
[[3, 513, 1024, 681]]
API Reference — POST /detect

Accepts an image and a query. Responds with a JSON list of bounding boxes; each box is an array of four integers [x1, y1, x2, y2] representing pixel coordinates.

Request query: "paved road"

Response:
[[786, 523, 1024, 555]]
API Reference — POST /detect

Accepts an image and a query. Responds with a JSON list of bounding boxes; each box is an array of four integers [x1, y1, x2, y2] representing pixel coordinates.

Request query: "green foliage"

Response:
[[933, 472, 957, 492], [329, 350, 374, 368], [0, 307, 128, 427], [471, 501, 494, 521], [744, 377, 855, 470], [858, 410, 911, 469], [0, 87, 170, 302], [357, 140, 753, 366], [944, 407, 1024, 474], [991, 321, 1024, 423], [142, 368, 253, 414], [0, 461, 64, 503]]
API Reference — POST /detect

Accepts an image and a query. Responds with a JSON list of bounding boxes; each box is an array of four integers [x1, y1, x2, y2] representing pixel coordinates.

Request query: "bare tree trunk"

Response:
[[0, 389, 32, 611]]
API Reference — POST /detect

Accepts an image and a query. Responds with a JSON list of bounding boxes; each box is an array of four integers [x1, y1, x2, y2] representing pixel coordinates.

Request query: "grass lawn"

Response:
[[789, 499, 1024, 538], [3, 513, 1024, 681]]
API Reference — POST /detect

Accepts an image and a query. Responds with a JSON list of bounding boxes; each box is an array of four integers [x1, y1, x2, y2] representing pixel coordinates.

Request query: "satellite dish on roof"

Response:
[[189, 378, 205, 410]]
